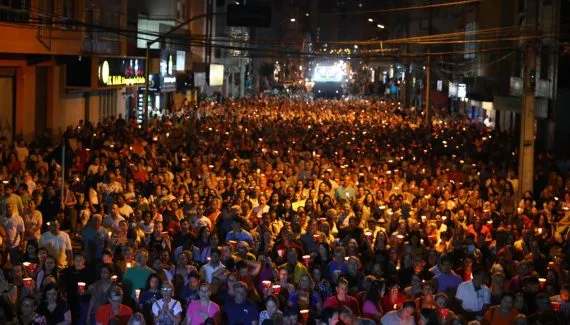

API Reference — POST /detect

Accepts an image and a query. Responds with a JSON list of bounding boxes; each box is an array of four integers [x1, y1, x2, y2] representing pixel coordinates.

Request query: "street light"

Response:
[[377, 24, 385, 29], [290, 18, 296, 22], [368, 18, 374, 22]]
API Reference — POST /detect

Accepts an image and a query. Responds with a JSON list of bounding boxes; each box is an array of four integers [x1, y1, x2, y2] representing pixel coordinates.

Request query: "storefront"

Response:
[[96, 56, 147, 121], [145, 72, 177, 118], [66, 55, 147, 123]]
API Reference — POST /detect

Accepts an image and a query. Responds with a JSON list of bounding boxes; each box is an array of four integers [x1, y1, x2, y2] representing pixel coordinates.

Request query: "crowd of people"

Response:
[[0, 97, 567, 325]]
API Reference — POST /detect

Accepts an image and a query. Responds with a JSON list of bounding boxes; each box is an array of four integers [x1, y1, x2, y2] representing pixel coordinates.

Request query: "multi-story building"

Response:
[[0, 0, 129, 142], [127, 0, 192, 118]]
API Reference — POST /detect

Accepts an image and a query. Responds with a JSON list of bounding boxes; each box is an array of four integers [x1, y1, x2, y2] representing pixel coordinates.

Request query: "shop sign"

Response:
[[147, 73, 177, 92], [136, 89, 145, 123], [98, 57, 146, 87]]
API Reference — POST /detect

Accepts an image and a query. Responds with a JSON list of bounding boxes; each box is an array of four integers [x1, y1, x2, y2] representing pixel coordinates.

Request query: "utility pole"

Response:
[[425, 53, 431, 126], [425, 0, 433, 127], [517, 0, 538, 200], [517, 41, 537, 199]]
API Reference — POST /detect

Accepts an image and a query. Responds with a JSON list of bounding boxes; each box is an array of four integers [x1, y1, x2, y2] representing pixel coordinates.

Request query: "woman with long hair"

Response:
[[362, 280, 383, 323], [87, 264, 114, 325], [35, 255, 58, 291], [287, 273, 321, 316], [139, 273, 163, 324], [38, 283, 71, 325]]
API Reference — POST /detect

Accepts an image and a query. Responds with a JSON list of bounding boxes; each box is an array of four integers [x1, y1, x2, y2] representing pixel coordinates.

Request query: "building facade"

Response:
[[0, 0, 132, 143]]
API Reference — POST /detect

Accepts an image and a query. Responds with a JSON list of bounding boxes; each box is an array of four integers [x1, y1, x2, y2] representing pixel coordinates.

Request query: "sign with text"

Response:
[[97, 57, 146, 87]]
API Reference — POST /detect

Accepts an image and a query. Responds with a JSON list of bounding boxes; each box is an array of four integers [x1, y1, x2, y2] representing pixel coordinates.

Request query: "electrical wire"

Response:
[[319, 0, 481, 15], [2, 8, 565, 62]]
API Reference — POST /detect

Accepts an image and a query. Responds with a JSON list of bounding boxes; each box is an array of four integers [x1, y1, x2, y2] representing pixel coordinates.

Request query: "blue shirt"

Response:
[[434, 272, 462, 293], [225, 230, 254, 246], [327, 261, 348, 280], [224, 299, 258, 325]]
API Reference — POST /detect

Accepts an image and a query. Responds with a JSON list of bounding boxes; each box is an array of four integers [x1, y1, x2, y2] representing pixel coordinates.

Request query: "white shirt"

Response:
[[381, 310, 415, 325], [39, 231, 72, 268], [152, 298, 183, 317], [104, 214, 125, 230], [23, 210, 42, 241], [119, 204, 134, 217], [201, 262, 226, 284], [251, 204, 269, 219], [2, 214, 24, 248], [455, 280, 491, 312]]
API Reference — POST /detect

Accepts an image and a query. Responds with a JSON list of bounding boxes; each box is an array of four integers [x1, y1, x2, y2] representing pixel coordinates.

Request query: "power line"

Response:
[[319, 0, 481, 16]]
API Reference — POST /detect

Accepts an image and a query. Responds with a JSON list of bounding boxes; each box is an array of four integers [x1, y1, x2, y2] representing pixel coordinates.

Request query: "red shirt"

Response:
[[322, 295, 361, 316], [381, 294, 407, 313], [95, 304, 133, 325]]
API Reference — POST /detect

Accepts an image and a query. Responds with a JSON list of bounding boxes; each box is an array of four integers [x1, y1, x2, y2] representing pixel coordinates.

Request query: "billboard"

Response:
[[209, 64, 224, 86], [313, 63, 345, 83], [97, 57, 146, 87]]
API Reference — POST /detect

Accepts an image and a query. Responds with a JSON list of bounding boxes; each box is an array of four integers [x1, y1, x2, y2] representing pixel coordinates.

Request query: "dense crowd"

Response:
[[0, 97, 567, 325]]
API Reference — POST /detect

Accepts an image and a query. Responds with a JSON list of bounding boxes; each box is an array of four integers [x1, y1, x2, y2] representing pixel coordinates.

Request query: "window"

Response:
[[38, 0, 54, 26], [540, 45, 550, 79], [61, 0, 73, 29], [0, 0, 30, 22], [177, 0, 186, 20]]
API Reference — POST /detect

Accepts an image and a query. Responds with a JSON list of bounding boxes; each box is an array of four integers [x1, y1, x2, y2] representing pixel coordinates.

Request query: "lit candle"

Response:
[[77, 282, 86, 292]]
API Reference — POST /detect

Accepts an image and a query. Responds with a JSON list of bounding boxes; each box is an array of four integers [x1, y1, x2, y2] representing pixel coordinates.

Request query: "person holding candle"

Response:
[[123, 249, 155, 299], [88, 265, 115, 325], [138, 274, 162, 324], [60, 253, 91, 325], [287, 274, 322, 317], [381, 281, 407, 314]]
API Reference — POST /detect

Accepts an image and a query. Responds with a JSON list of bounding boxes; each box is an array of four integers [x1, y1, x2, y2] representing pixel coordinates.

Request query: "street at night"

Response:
[[0, 1, 570, 325]]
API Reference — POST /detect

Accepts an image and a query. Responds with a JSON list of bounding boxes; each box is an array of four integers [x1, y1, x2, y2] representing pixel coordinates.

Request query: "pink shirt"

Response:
[[186, 300, 220, 325], [362, 300, 380, 317]]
